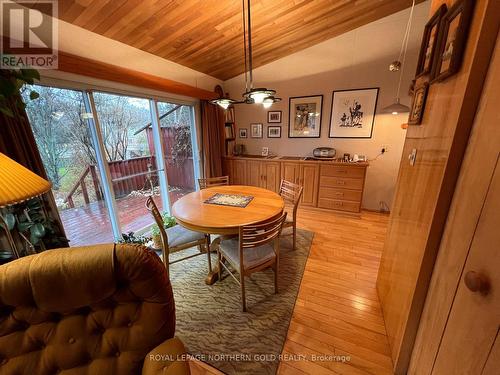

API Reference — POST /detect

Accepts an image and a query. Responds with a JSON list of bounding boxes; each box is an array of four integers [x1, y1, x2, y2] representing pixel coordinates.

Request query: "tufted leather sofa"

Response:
[[0, 243, 191, 375]]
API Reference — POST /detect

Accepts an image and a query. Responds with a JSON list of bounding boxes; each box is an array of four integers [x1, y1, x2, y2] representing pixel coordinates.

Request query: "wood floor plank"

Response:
[[189, 207, 393, 375]]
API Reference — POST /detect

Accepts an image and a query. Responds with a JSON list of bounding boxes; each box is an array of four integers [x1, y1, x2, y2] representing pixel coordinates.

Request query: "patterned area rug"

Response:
[[170, 228, 314, 375]]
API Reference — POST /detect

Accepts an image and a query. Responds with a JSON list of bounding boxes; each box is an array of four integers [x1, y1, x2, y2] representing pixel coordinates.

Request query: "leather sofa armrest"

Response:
[[142, 337, 191, 375]]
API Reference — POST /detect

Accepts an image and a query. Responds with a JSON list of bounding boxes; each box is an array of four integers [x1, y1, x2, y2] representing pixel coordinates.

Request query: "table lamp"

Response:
[[0, 152, 52, 258]]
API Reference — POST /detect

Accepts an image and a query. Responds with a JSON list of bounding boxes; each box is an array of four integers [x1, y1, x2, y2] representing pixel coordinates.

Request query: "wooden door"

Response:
[[262, 162, 280, 192], [300, 164, 319, 206], [432, 159, 500, 374], [281, 162, 301, 185], [246, 160, 262, 187], [232, 159, 246, 185]]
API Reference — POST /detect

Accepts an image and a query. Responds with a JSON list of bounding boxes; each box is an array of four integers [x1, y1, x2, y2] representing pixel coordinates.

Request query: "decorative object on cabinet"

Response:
[[329, 88, 379, 138], [250, 123, 263, 138], [409, 83, 429, 125], [268, 110, 282, 123], [239, 128, 248, 138], [288, 95, 323, 138], [268, 126, 281, 138], [416, 4, 448, 79], [261, 147, 269, 157], [432, 0, 475, 82]]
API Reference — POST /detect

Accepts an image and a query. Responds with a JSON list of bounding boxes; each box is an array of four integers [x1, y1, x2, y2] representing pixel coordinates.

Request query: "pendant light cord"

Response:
[[396, 0, 415, 98], [242, 0, 249, 93], [247, 0, 254, 90]]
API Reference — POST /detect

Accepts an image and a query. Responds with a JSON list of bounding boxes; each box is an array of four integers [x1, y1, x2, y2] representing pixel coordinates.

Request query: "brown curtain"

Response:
[[200, 100, 225, 178], [0, 93, 68, 248]]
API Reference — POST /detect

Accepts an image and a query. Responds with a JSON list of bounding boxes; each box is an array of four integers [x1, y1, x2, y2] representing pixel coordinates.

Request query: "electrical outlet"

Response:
[[381, 145, 389, 153]]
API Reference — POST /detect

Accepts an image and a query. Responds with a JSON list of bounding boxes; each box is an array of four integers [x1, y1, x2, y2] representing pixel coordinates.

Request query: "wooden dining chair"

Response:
[[279, 179, 303, 251], [214, 213, 287, 312], [198, 176, 230, 189], [145, 197, 211, 278]]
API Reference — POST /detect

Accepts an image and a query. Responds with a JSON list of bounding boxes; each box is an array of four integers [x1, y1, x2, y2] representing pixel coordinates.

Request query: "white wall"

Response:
[[224, 1, 430, 211]]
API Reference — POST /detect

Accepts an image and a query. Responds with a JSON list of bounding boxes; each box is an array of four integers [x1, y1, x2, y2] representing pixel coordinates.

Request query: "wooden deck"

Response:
[[59, 190, 191, 246]]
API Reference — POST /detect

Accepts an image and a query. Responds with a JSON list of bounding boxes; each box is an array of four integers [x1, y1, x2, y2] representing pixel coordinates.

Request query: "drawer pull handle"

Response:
[[338, 170, 347, 174], [337, 180, 345, 185], [335, 192, 344, 197], [335, 202, 343, 206]]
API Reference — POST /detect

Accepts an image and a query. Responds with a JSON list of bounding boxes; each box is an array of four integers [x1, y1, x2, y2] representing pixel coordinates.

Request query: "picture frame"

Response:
[[432, 0, 475, 82], [250, 123, 263, 138], [267, 110, 282, 123], [415, 4, 447, 79], [288, 95, 323, 138], [239, 128, 247, 138], [267, 126, 281, 138], [329, 88, 379, 138], [408, 83, 429, 125]]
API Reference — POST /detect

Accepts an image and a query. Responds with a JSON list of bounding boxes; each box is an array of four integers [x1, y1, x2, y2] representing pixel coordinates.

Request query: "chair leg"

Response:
[[205, 234, 212, 273], [292, 223, 297, 251], [217, 250, 222, 281], [240, 274, 247, 312], [273, 261, 279, 294]]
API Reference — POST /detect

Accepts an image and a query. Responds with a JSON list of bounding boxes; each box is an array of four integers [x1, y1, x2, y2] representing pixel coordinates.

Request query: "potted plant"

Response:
[[150, 213, 176, 249]]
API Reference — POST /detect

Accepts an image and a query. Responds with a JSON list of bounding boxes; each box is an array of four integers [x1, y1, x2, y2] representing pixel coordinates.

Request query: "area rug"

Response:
[[169, 228, 314, 375]]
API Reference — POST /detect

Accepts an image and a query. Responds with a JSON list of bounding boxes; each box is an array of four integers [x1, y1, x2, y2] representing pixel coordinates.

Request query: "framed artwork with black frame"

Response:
[[267, 110, 282, 123], [415, 4, 447, 79], [250, 123, 263, 138], [329, 88, 379, 138], [288, 95, 323, 138], [432, 0, 475, 82], [408, 83, 429, 125], [267, 126, 281, 138], [239, 128, 247, 138]]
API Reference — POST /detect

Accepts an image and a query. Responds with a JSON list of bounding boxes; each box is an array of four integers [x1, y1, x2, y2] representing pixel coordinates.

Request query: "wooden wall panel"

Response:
[[375, 0, 499, 373]]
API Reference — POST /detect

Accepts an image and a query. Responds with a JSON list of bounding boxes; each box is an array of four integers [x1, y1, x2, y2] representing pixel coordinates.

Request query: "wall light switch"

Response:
[[408, 148, 417, 166]]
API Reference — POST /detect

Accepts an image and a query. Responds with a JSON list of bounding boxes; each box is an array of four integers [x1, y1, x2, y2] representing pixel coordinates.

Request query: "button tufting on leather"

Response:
[[115, 351, 120, 357], [68, 337, 76, 344], [127, 321, 133, 327], [1, 358, 8, 365]]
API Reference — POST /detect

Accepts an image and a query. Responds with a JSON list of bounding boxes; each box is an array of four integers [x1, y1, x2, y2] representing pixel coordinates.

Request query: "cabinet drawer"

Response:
[[319, 187, 362, 202], [320, 165, 365, 178], [318, 198, 361, 212], [320, 176, 364, 190]]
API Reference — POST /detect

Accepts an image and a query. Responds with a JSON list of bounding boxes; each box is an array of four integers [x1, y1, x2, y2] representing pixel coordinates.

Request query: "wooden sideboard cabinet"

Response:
[[222, 156, 368, 213], [318, 163, 367, 212]]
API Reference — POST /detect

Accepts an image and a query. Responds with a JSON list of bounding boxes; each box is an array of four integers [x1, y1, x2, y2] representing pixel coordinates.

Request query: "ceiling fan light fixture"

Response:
[[209, 97, 238, 110]]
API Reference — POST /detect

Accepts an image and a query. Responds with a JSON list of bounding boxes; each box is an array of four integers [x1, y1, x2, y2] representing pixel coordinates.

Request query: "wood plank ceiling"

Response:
[[57, 0, 424, 81]]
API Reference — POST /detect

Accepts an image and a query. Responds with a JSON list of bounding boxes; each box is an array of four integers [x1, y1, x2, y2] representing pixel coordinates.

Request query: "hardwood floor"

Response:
[[190, 207, 393, 375]]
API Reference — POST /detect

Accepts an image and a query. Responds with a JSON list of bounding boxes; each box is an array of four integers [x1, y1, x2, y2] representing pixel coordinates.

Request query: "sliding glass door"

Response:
[[23, 84, 200, 245], [23, 86, 115, 245]]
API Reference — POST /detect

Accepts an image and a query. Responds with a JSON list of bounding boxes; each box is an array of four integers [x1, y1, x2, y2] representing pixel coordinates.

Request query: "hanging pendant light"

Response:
[[382, 0, 415, 115], [210, 0, 280, 110]]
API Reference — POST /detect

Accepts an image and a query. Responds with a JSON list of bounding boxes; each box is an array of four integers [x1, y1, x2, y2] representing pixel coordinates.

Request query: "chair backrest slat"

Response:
[[279, 180, 303, 220], [198, 176, 229, 190], [145, 197, 169, 272], [239, 213, 287, 249]]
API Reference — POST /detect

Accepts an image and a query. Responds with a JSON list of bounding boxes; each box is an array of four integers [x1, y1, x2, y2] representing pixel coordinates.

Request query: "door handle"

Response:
[[464, 271, 490, 295]]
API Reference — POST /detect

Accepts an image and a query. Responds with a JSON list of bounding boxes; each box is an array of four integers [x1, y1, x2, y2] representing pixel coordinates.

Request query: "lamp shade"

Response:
[[382, 98, 410, 115], [0, 152, 51, 208]]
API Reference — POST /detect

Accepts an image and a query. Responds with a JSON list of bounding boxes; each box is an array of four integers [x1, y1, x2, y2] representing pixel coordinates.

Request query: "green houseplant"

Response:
[[150, 213, 176, 249]]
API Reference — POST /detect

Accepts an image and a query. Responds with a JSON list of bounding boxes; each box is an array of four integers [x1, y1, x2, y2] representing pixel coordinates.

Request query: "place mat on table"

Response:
[[204, 193, 253, 208]]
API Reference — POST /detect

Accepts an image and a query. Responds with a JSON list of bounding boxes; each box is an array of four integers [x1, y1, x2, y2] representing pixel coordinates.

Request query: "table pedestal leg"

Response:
[[204, 234, 219, 285]]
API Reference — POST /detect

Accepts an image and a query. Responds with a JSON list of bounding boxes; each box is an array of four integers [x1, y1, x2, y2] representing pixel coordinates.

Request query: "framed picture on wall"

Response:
[[329, 88, 379, 138], [250, 123, 263, 138], [268, 110, 282, 123], [288, 95, 323, 138], [415, 4, 447, 78], [239, 128, 248, 138], [267, 126, 281, 138], [408, 83, 429, 125], [432, 0, 475, 82]]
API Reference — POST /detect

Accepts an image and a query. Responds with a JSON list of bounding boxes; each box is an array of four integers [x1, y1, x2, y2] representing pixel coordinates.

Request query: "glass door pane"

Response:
[[23, 85, 115, 246], [92, 92, 164, 234], [156, 101, 198, 204]]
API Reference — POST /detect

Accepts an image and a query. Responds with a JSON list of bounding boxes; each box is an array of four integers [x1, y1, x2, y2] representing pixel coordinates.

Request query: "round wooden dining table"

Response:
[[171, 185, 285, 284]]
